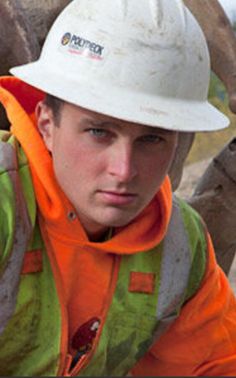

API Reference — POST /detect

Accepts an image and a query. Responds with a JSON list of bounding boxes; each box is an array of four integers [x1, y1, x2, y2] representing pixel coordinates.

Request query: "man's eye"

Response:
[[88, 128, 108, 138], [140, 134, 163, 143]]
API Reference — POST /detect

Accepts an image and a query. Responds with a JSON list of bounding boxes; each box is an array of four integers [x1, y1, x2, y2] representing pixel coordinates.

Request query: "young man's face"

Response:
[[37, 101, 178, 240]]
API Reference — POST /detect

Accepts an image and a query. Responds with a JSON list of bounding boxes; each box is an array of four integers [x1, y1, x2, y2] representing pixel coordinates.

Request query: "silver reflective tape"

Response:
[[0, 141, 17, 171], [0, 144, 32, 334], [156, 196, 191, 321]]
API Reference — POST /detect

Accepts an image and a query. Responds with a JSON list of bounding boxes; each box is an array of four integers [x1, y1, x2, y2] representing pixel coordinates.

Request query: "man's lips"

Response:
[[97, 190, 138, 205]]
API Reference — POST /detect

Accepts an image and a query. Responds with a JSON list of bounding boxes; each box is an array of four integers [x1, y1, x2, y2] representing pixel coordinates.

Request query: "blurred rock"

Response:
[[176, 148, 236, 292]]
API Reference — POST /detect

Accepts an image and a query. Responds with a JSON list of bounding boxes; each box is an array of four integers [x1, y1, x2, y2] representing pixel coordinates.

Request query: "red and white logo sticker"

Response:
[[60, 32, 105, 61]]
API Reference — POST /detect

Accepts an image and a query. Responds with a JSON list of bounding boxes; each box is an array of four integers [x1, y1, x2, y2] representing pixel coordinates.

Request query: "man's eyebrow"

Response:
[[84, 118, 121, 129], [82, 117, 175, 134], [141, 126, 174, 135]]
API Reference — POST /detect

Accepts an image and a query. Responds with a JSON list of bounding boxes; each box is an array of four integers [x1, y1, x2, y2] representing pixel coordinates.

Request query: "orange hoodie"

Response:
[[1, 76, 236, 376], [0, 76, 171, 355]]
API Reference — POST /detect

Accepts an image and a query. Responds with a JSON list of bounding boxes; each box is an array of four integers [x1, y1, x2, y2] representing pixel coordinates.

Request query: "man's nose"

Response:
[[108, 143, 137, 182]]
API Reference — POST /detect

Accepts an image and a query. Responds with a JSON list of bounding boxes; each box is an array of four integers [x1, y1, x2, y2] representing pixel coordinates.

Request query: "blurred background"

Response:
[[177, 0, 236, 292], [186, 0, 236, 166]]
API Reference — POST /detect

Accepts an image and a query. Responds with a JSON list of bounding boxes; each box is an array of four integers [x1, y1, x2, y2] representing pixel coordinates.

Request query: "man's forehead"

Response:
[[69, 103, 176, 135]]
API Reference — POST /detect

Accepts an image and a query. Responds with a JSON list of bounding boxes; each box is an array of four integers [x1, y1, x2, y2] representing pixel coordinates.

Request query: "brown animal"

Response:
[[170, 0, 236, 191], [0, 0, 70, 73], [189, 139, 236, 274], [0, 0, 70, 129], [183, 0, 236, 274]]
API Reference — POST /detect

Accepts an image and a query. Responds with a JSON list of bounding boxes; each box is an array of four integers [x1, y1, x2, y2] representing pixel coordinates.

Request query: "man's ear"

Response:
[[36, 101, 55, 152]]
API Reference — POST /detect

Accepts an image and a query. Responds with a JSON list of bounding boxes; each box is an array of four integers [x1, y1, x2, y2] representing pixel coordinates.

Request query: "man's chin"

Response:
[[95, 210, 140, 229]]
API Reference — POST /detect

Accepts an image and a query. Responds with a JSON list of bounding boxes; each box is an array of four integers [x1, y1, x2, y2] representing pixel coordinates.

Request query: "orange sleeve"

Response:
[[131, 233, 236, 376]]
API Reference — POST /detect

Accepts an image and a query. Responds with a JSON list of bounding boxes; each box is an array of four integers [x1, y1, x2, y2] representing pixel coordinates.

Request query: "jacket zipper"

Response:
[[69, 254, 121, 376]]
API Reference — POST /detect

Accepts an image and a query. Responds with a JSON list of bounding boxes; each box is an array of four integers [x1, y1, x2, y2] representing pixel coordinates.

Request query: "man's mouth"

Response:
[[97, 190, 138, 205]]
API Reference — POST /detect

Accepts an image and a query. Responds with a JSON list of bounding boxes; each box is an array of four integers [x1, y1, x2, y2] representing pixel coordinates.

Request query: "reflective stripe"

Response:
[[0, 139, 16, 171], [155, 195, 191, 336], [0, 142, 32, 335]]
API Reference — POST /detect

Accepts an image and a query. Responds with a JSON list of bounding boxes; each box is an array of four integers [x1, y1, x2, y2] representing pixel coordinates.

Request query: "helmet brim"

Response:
[[10, 62, 229, 132]]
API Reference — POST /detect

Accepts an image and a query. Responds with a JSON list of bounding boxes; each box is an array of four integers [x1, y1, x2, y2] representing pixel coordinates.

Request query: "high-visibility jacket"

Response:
[[0, 76, 236, 376]]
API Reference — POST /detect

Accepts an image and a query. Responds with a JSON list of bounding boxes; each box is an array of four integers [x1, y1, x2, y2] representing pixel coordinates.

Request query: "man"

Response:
[[0, 0, 236, 376]]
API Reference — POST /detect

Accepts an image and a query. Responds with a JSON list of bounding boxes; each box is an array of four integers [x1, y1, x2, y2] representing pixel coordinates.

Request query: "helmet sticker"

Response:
[[60, 32, 105, 61]]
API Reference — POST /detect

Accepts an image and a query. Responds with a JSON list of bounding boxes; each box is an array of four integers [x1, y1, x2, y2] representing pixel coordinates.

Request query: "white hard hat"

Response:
[[10, 0, 228, 132]]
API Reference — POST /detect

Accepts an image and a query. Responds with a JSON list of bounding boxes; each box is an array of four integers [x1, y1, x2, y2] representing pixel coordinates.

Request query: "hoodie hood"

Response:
[[0, 76, 173, 254]]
